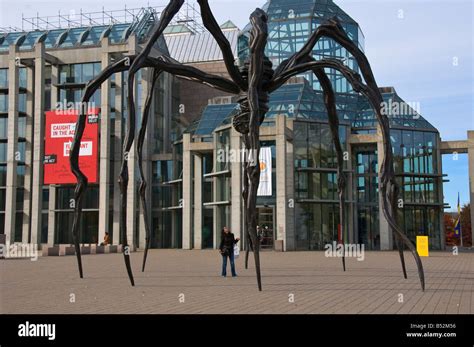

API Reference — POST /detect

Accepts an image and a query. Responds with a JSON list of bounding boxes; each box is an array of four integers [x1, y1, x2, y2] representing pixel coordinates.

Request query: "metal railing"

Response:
[[20, 1, 205, 32]]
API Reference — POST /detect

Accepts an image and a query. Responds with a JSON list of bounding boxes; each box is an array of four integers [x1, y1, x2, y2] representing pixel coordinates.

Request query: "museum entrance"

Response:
[[354, 146, 381, 250], [256, 206, 274, 250]]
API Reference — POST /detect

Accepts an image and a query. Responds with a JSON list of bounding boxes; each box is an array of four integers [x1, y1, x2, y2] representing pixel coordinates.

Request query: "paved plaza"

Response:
[[1, 250, 473, 314]]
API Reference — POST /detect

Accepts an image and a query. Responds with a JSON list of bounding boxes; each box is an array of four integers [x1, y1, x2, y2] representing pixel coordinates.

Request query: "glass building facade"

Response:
[[172, 0, 444, 251], [0, 0, 448, 252], [0, 8, 180, 250]]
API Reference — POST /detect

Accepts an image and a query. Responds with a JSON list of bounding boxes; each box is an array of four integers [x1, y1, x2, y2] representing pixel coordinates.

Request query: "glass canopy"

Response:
[[0, 8, 158, 52]]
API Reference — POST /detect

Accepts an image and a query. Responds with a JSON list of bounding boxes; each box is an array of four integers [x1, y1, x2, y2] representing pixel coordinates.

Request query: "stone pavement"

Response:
[[0, 250, 473, 314]]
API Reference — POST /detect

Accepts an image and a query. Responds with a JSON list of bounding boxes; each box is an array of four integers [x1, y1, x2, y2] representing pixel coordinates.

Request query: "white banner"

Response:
[[63, 141, 93, 157], [257, 147, 272, 196]]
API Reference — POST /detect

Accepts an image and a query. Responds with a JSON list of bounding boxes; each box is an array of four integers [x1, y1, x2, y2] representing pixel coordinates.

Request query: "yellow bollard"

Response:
[[416, 236, 429, 257]]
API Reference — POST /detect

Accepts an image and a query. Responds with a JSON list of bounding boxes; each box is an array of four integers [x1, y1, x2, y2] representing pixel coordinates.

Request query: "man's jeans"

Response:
[[221, 251, 237, 277]]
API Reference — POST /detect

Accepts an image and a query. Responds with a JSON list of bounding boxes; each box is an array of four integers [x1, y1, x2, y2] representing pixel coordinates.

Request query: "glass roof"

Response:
[[185, 81, 437, 138], [0, 8, 158, 52], [164, 24, 193, 35], [186, 81, 349, 137], [220, 20, 238, 30], [354, 88, 437, 131], [81, 25, 109, 46], [267, 81, 326, 120], [20, 31, 46, 50], [186, 104, 240, 135], [242, 0, 359, 34], [0, 32, 26, 52], [43, 29, 64, 48], [108, 23, 132, 44], [59, 27, 85, 48], [164, 27, 239, 63], [263, 0, 357, 23], [239, 0, 364, 95]]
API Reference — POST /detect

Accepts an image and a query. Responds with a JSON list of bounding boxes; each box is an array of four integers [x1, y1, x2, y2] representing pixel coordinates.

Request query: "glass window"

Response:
[[82, 64, 94, 83], [0, 118, 7, 137], [215, 130, 230, 172], [18, 93, 27, 113], [0, 165, 6, 186], [0, 69, 7, 88], [42, 188, 49, 210], [14, 212, 23, 242], [55, 211, 98, 244], [308, 123, 320, 167], [0, 143, 6, 162], [56, 186, 99, 209], [0, 188, 5, 211], [294, 122, 308, 167], [19, 68, 27, 89], [18, 117, 26, 138], [0, 94, 8, 113], [16, 187, 24, 210], [17, 142, 26, 163], [152, 160, 173, 185]]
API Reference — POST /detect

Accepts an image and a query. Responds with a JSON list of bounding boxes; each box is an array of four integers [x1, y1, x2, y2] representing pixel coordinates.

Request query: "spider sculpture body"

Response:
[[70, 0, 425, 291]]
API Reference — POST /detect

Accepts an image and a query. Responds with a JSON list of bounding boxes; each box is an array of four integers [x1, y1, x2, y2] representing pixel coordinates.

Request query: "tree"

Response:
[[460, 203, 472, 247], [444, 213, 457, 246]]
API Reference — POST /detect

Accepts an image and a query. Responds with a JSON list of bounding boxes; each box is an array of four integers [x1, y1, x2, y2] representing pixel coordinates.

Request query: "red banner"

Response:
[[44, 109, 99, 185]]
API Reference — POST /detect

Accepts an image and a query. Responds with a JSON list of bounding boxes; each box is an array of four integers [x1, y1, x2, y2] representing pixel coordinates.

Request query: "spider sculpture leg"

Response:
[[119, 0, 185, 286], [140, 58, 237, 274], [391, 182, 407, 278], [269, 55, 424, 290], [241, 134, 254, 270], [71, 54, 238, 283], [70, 57, 137, 279], [245, 9, 269, 292], [311, 21, 423, 289], [139, 68, 162, 272], [197, 0, 246, 90], [130, 57, 238, 278], [313, 67, 347, 272]]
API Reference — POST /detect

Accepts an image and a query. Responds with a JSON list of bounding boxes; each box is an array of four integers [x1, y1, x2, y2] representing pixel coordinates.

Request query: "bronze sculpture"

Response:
[[69, 0, 425, 291]]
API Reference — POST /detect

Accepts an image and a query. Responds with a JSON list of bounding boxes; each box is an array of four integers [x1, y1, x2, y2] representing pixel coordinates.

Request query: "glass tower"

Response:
[[235, 0, 443, 250]]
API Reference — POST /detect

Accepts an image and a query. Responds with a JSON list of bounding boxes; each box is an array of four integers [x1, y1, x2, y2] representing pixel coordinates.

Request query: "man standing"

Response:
[[219, 227, 240, 277]]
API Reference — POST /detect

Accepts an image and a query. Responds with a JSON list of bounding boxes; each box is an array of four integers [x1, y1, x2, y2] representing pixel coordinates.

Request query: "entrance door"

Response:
[[257, 206, 274, 250]]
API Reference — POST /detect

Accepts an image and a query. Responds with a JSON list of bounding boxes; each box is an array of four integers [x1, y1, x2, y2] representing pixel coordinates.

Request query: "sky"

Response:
[[1, 0, 473, 211]]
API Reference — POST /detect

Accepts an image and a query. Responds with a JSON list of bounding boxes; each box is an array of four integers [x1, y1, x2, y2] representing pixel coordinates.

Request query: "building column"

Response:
[[21, 59, 34, 243], [138, 67, 153, 250], [377, 131, 392, 250], [275, 115, 290, 251], [47, 185, 56, 246], [193, 153, 202, 249], [346, 134, 355, 245], [284, 118, 295, 251], [182, 133, 192, 249], [171, 142, 179, 248], [47, 64, 59, 245], [436, 136, 445, 250], [98, 39, 111, 246], [112, 70, 123, 245], [30, 44, 45, 246], [126, 144, 137, 251], [230, 127, 242, 246], [468, 131, 474, 247], [4, 46, 19, 244]]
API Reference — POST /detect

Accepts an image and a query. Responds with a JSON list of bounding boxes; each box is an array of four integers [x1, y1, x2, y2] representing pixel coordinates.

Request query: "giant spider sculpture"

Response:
[[69, 0, 425, 291]]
